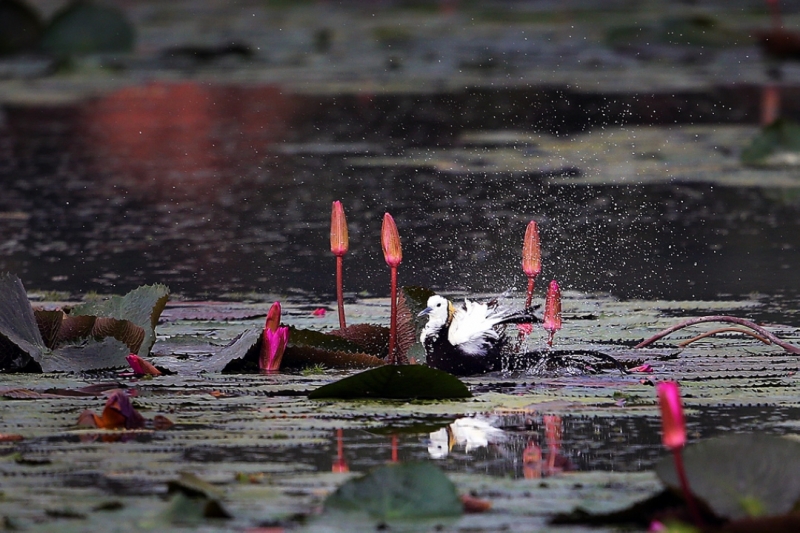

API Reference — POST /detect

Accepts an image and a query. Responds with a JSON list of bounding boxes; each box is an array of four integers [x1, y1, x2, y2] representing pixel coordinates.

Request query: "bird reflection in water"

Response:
[[427, 415, 508, 460], [426, 414, 573, 478]]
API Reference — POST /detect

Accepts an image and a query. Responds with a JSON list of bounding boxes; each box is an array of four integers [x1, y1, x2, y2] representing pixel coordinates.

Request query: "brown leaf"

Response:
[[92, 317, 146, 354], [57, 314, 96, 344], [98, 390, 145, 430], [395, 291, 417, 364], [329, 324, 389, 356], [282, 345, 385, 369], [34, 309, 64, 349], [77, 410, 102, 428]]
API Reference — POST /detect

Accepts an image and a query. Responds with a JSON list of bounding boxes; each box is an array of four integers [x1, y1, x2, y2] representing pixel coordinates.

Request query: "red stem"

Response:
[[388, 266, 398, 364], [336, 256, 346, 329], [525, 276, 535, 308], [391, 434, 398, 462], [673, 448, 704, 527], [635, 315, 800, 354]]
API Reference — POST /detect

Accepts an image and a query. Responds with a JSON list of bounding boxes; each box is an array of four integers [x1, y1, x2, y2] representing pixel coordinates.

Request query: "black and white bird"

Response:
[[418, 295, 538, 376]]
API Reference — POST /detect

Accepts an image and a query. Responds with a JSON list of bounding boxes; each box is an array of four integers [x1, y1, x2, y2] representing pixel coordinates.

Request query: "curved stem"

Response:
[[388, 266, 398, 364], [635, 315, 800, 354], [678, 327, 772, 348], [336, 256, 346, 329], [525, 276, 535, 308]]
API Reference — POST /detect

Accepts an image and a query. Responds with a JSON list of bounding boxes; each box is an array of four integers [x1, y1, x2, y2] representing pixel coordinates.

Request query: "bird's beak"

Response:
[[418, 307, 432, 317]]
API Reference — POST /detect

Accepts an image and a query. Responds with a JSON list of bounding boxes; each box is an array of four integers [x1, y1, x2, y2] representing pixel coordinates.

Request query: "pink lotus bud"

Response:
[[265, 301, 281, 332], [543, 280, 562, 346], [126, 354, 162, 376], [657, 381, 687, 451], [260, 302, 290, 372], [381, 213, 402, 268], [330, 201, 349, 257], [312, 308, 327, 317], [522, 221, 541, 278]]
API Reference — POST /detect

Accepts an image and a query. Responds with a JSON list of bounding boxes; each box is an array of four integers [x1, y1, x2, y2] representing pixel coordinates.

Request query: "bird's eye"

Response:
[[436, 303, 441, 307]]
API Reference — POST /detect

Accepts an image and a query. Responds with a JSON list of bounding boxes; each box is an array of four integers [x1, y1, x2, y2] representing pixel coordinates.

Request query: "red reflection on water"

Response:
[[80, 81, 295, 200], [523, 414, 572, 479], [332, 428, 349, 473]]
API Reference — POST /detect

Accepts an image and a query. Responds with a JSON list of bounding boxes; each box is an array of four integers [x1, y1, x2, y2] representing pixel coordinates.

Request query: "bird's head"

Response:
[[418, 295, 455, 329]]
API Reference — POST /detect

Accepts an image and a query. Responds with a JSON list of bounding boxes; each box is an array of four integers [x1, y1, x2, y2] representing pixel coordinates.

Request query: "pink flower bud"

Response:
[[260, 302, 290, 372], [381, 213, 402, 268], [522, 221, 541, 278], [657, 381, 687, 451], [543, 280, 562, 346], [330, 201, 349, 257]]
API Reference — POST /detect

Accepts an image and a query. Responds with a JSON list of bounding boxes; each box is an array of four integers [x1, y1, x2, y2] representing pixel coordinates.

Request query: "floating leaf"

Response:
[[400, 286, 436, 314], [200, 326, 384, 373], [395, 290, 417, 364], [655, 434, 800, 520], [308, 365, 471, 400], [71, 283, 169, 356], [741, 118, 800, 166], [77, 390, 145, 430], [33, 310, 64, 350], [282, 345, 385, 370], [325, 462, 463, 520], [0, 273, 46, 371], [40, 337, 132, 373], [329, 323, 389, 356], [159, 473, 232, 524]]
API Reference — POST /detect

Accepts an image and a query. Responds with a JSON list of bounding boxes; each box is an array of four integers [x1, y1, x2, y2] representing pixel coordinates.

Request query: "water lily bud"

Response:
[[126, 353, 162, 376], [381, 213, 402, 268], [330, 201, 349, 257], [543, 280, 562, 333], [261, 301, 289, 371], [265, 301, 281, 332], [657, 381, 687, 451], [522, 220, 541, 278]]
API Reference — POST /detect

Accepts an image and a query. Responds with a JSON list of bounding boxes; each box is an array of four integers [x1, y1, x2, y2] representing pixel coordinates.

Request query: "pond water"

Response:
[[3, 78, 800, 530], [2, 82, 800, 308]]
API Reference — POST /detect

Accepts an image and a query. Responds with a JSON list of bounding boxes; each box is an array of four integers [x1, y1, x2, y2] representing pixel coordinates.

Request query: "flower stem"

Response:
[[525, 276, 535, 308], [336, 255, 346, 329], [388, 266, 398, 364], [672, 448, 704, 527], [635, 315, 800, 354]]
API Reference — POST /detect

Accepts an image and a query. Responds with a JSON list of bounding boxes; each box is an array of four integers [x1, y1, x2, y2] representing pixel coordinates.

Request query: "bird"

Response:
[[418, 294, 538, 376]]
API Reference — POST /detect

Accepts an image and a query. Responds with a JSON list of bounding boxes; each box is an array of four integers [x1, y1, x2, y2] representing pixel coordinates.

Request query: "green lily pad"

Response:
[[308, 365, 472, 400], [741, 118, 800, 167], [324, 462, 463, 520], [71, 283, 169, 356], [655, 434, 800, 520]]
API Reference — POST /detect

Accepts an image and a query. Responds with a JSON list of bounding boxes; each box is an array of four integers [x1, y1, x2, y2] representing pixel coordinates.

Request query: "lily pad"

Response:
[[324, 462, 463, 520], [0, 275, 172, 371], [71, 283, 169, 356], [199, 326, 385, 373], [308, 365, 472, 400], [655, 434, 800, 520], [741, 118, 800, 167]]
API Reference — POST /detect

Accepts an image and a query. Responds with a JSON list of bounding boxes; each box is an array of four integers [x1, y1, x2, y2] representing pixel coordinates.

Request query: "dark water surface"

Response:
[[2, 82, 799, 304]]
